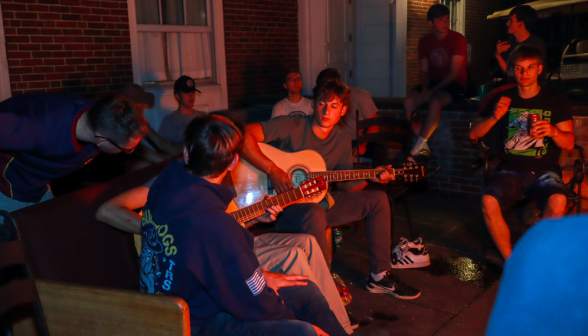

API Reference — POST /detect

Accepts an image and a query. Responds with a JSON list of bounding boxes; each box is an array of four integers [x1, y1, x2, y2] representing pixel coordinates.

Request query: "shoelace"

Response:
[[392, 238, 410, 261]]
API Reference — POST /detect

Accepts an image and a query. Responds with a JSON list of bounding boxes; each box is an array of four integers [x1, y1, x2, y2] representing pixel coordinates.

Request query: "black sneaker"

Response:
[[366, 270, 421, 300], [347, 311, 359, 330]]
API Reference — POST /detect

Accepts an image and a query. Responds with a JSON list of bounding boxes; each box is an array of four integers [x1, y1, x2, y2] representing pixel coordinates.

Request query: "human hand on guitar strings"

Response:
[[268, 165, 293, 194], [257, 195, 283, 223], [369, 165, 395, 184]]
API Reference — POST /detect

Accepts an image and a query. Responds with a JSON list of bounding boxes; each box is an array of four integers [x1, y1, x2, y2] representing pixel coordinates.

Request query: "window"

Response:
[[441, 0, 465, 35], [135, 0, 213, 84]]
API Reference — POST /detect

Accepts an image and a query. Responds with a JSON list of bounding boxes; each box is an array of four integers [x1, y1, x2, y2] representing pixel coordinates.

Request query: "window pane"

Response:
[[162, 0, 184, 25], [185, 0, 207, 26], [167, 32, 213, 80], [136, 0, 160, 24], [138, 32, 168, 82], [139, 32, 213, 83]]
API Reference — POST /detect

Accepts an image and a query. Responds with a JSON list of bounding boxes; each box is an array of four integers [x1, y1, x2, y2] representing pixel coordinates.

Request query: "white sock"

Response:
[[410, 137, 428, 156], [371, 271, 386, 282]]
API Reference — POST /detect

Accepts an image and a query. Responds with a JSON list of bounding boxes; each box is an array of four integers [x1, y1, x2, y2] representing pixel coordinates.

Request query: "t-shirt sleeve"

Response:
[[356, 90, 378, 120], [0, 113, 38, 152], [259, 116, 300, 144], [143, 176, 157, 188], [158, 115, 175, 142], [453, 33, 468, 58], [270, 103, 279, 119]]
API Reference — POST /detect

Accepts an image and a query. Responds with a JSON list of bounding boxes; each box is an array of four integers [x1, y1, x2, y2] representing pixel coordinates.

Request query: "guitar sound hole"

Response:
[[290, 169, 308, 188]]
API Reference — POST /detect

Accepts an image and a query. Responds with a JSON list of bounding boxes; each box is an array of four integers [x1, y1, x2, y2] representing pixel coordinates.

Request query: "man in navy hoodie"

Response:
[[140, 114, 347, 335], [0, 93, 148, 211]]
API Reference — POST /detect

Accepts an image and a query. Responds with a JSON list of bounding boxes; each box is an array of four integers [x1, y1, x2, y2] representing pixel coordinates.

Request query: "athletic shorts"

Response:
[[482, 170, 568, 212], [411, 80, 465, 101]]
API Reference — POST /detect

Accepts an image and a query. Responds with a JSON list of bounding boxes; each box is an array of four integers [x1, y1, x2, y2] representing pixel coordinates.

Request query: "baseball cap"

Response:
[[174, 75, 202, 94], [117, 83, 155, 109]]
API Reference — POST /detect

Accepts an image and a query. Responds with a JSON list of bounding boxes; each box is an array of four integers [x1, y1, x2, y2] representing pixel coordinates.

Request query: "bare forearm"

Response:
[[241, 133, 278, 174], [470, 116, 499, 139], [96, 205, 142, 234], [419, 71, 429, 88], [496, 55, 507, 73], [552, 130, 575, 151], [134, 144, 170, 163], [145, 127, 183, 156]]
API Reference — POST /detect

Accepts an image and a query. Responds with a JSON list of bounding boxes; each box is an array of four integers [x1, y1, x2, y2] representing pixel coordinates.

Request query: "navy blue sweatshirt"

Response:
[[0, 93, 99, 202], [139, 159, 296, 326]]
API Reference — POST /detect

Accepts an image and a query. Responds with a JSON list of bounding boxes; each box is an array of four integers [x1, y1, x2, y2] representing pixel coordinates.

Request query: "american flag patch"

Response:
[[246, 266, 266, 296]]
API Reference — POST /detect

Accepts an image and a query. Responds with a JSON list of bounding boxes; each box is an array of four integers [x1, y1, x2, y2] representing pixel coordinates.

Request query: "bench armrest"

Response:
[[15, 280, 190, 336]]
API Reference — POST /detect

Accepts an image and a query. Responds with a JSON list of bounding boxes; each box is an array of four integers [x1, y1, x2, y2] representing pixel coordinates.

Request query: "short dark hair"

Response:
[[510, 5, 538, 32], [315, 68, 341, 90], [184, 114, 244, 177], [508, 44, 543, 70], [312, 79, 351, 108], [283, 70, 301, 83], [87, 97, 148, 144], [427, 4, 449, 22]]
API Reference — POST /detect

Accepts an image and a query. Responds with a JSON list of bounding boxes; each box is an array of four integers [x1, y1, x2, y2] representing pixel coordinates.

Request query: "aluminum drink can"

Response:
[[478, 85, 487, 98], [528, 113, 540, 135], [334, 228, 343, 247]]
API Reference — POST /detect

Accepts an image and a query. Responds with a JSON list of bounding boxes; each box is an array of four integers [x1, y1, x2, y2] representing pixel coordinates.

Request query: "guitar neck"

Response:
[[231, 187, 303, 223], [308, 169, 390, 182]]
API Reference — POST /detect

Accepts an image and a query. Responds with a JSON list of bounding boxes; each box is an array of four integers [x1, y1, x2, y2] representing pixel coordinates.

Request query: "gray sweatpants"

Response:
[[254, 233, 353, 334], [274, 189, 392, 274]]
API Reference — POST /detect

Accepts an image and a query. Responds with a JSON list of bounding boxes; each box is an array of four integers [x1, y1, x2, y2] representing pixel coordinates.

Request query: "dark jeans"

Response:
[[274, 189, 392, 274], [191, 281, 347, 336]]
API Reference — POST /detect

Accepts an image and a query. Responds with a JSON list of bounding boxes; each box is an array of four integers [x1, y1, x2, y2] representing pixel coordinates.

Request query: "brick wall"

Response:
[[381, 107, 484, 198], [406, 0, 435, 91], [223, 0, 299, 108], [406, 0, 501, 91], [464, 0, 501, 86], [1, 0, 132, 99]]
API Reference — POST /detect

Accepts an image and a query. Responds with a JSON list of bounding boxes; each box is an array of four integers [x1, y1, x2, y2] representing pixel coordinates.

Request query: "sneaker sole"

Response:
[[390, 260, 431, 269], [366, 283, 421, 300]]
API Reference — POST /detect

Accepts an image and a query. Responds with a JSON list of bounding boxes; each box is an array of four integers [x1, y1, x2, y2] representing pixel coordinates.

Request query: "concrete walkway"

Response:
[[332, 192, 519, 336]]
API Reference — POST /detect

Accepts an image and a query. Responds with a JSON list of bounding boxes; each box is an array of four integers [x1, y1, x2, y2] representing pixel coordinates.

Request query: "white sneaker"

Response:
[[391, 237, 431, 269]]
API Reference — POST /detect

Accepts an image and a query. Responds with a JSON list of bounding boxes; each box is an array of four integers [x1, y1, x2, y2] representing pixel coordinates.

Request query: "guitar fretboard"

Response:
[[231, 187, 304, 223], [308, 169, 400, 182]]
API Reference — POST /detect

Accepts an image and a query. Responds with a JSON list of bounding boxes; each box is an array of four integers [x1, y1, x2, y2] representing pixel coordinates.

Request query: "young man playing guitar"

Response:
[[241, 79, 421, 300]]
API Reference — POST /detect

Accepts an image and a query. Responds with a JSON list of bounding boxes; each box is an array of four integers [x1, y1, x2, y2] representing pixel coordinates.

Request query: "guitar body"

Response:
[[231, 143, 328, 209]]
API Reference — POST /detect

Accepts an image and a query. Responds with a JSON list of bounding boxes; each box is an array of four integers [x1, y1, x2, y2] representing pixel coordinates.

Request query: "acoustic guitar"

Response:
[[230, 176, 327, 227], [231, 143, 427, 209]]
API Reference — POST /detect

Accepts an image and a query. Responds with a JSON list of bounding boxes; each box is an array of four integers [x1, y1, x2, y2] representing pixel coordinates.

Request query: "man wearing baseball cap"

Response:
[[158, 75, 206, 146]]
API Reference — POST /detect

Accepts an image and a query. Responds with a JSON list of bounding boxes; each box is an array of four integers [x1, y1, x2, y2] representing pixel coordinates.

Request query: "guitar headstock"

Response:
[[399, 162, 427, 183], [299, 177, 327, 197]]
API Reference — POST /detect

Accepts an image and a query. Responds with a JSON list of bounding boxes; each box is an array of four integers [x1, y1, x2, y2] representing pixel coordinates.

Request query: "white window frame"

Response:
[[441, 0, 466, 36], [0, 4, 12, 100], [127, 0, 227, 109]]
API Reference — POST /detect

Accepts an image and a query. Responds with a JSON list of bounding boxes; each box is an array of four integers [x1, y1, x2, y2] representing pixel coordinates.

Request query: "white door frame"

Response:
[[390, 0, 407, 97], [298, 0, 327, 96], [126, 0, 228, 110], [0, 4, 12, 100]]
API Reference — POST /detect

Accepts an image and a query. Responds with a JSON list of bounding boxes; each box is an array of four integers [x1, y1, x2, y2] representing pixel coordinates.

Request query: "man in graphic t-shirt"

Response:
[[403, 4, 468, 161], [271, 71, 313, 118], [470, 45, 575, 260], [495, 5, 546, 76]]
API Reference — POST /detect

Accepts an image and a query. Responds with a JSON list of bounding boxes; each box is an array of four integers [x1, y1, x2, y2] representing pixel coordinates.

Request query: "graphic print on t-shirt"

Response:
[[431, 47, 448, 66], [139, 209, 178, 294], [504, 108, 551, 158]]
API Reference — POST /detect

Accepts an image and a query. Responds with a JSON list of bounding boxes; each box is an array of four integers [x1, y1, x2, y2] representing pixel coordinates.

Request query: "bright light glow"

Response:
[[245, 193, 253, 205]]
